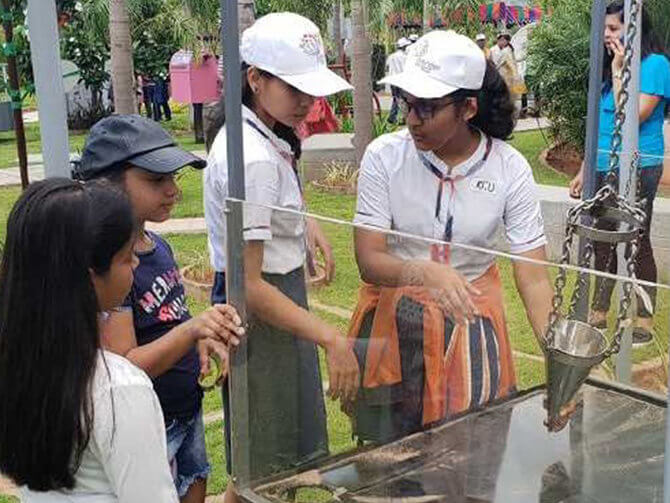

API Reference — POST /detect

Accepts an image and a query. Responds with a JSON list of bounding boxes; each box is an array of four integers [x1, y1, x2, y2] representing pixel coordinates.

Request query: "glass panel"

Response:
[[218, 195, 668, 500]]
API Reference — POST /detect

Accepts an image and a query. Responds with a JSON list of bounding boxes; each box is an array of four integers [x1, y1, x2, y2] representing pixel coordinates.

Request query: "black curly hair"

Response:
[[450, 60, 516, 141]]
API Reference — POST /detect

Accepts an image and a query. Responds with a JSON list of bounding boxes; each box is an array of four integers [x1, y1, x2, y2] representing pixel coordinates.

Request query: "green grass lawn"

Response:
[[0, 104, 203, 172], [168, 129, 571, 220]]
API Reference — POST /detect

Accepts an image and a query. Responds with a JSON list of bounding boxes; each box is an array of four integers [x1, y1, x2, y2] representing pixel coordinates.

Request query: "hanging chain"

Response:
[[545, 221, 576, 348], [605, 0, 642, 187], [569, 240, 594, 319], [545, 0, 644, 355]]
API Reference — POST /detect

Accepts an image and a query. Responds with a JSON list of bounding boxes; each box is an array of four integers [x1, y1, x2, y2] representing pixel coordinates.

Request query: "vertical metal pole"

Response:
[[27, 0, 70, 179], [222, 0, 250, 489], [573, 0, 607, 322], [615, 0, 642, 384]]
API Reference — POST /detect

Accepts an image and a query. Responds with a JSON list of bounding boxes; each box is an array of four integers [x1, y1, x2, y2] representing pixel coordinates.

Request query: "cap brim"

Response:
[[379, 72, 457, 99], [277, 67, 353, 97], [129, 145, 206, 174]]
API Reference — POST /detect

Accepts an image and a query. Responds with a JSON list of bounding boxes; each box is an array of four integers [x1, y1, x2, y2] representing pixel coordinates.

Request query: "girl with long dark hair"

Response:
[[569, 0, 670, 344], [0, 179, 178, 501], [348, 30, 558, 442], [204, 12, 359, 499]]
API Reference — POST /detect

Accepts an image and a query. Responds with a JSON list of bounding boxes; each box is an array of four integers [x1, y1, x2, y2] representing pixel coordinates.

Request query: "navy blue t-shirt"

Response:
[[123, 231, 202, 422]]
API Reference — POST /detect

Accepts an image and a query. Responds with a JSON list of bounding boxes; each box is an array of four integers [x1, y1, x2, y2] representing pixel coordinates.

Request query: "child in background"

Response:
[[75, 115, 245, 503]]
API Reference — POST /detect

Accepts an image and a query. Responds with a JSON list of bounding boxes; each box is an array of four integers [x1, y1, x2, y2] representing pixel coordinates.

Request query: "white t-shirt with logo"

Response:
[[205, 105, 306, 274], [354, 129, 546, 281]]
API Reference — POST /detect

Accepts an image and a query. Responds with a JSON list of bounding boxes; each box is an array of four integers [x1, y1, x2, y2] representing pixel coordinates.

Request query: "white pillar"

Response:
[[26, 0, 70, 179]]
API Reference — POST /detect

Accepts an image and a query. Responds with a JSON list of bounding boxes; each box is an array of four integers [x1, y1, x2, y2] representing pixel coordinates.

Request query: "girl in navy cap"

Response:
[[76, 114, 244, 503]]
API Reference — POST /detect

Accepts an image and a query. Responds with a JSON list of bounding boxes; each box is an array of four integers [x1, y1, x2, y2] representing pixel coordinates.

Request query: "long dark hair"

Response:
[[0, 178, 135, 491], [206, 63, 302, 159], [603, 0, 667, 86], [452, 60, 516, 140]]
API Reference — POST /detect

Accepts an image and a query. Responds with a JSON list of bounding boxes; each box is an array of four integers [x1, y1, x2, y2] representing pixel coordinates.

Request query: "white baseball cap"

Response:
[[379, 30, 486, 99], [397, 37, 412, 49], [476, 33, 486, 41], [240, 12, 352, 97]]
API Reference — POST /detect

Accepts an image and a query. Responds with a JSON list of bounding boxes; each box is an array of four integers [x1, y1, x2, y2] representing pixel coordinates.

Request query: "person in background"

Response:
[[386, 37, 412, 124], [153, 76, 173, 122], [476, 33, 490, 60], [490, 31, 523, 112], [569, 0, 670, 345], [0, 179, 179, 502], [142, 75, 156, 120]]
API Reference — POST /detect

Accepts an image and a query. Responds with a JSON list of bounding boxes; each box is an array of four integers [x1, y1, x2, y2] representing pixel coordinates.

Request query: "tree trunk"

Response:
[[423, 0, 430, 33], [351, 0, 373, 165], [238, 0, 255, 34], [1, 0, 29, 189], [109, 0, 137, 114], [334, 0, 344, 63]]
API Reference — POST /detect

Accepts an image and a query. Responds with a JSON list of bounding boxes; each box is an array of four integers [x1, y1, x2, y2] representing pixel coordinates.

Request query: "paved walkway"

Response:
[[0, 117, 552, 187]]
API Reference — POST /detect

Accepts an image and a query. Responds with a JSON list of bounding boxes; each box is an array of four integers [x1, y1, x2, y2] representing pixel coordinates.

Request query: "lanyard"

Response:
[[245, 118, 303, 195], [419, 135, 493, 243]]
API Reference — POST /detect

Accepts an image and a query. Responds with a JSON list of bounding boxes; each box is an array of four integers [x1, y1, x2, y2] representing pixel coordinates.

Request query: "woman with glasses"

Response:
[[347, 31, 557, 443]]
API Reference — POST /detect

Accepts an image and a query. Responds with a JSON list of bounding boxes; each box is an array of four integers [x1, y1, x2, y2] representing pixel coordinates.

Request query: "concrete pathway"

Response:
[[0, 117, 552, 187]]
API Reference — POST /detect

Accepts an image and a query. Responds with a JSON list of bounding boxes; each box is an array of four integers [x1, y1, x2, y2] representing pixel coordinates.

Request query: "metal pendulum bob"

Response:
[[543, 0, 648, 431], [543, 184, 645, 430]]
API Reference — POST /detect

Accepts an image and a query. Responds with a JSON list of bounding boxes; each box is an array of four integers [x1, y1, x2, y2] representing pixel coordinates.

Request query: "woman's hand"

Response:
[[569, 166, 584, 199], [182, 304, 245, 347], [424, 262, 481, 325], [306, 218, 336, 284], [608, 37, 625, 76], [323, 332, 360, 403]]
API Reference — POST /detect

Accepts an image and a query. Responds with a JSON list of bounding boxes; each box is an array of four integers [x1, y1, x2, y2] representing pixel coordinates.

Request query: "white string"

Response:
[[225, 197, 670, 292], [596, 149, 670, 161]]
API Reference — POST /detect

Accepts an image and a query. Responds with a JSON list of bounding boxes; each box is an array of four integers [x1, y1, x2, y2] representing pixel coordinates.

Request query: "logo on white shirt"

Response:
[[470, 177, 497, 195]]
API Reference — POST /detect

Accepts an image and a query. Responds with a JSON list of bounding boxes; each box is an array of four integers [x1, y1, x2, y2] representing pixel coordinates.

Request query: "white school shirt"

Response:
[[354, 129, 546, 282], [204, 105, 306, 274], [20, 351, 178, 503], [386, 50, 407, 76]]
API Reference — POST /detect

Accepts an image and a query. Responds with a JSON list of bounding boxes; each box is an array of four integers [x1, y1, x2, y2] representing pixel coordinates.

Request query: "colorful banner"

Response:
[[387, 3, 548, 29]]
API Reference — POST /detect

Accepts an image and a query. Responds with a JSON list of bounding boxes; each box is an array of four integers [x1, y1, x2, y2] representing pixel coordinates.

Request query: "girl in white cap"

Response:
[[204, 11, 359, 494], [347, 30, 559, 442]]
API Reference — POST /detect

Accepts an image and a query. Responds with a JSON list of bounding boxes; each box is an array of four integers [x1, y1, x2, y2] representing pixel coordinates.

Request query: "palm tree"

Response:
[[351, 0, 373, 165], [238, 0, 256, 33], [109, 0, 137, 114], [334, 0, 344, 62]]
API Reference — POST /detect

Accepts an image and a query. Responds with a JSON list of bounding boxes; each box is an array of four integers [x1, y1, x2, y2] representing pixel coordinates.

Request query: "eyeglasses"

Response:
[[398, 94, 458, 121]]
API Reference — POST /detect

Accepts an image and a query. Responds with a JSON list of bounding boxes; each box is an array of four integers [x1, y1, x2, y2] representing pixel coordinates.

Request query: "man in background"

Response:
[[386, 37, 411, 124]]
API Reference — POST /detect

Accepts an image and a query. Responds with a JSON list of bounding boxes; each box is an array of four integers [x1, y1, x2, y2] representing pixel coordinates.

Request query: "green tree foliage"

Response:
[[255, 0, 334, 32], [527, 0, 670, 152]]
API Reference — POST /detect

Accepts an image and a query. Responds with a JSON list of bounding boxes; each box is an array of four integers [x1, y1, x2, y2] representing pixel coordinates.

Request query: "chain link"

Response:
[[606, 0, 641, 186], [545, 0, 645, 358]]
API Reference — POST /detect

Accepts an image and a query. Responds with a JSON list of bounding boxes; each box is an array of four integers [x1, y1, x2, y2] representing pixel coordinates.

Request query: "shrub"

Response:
[[527, 0, 670, 153]]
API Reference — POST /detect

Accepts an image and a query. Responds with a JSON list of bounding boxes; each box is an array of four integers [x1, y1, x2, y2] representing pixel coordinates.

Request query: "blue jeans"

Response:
[[592, 165, 662, 317], [166, 409, 210, 497]]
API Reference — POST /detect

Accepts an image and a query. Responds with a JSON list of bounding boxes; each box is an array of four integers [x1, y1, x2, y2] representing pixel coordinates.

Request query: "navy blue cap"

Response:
[[73, 114, 206, 180]]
